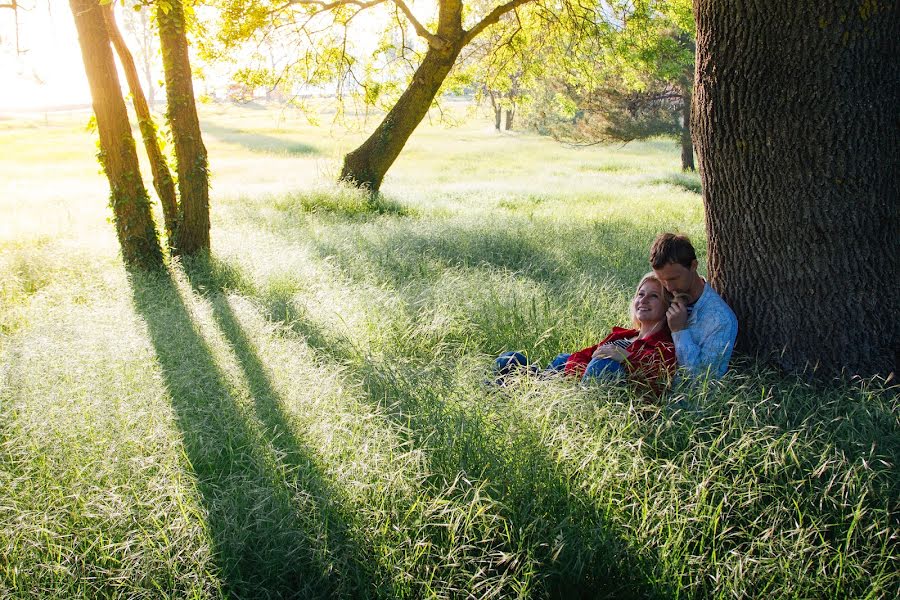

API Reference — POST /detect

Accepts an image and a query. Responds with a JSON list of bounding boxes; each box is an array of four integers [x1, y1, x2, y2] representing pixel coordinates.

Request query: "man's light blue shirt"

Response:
[[671, 282, 738, 378]]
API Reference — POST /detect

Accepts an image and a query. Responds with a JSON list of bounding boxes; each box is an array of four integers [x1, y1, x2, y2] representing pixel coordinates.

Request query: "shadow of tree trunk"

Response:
[[128, 266, 379, 599], [193, 252, 678, 599]]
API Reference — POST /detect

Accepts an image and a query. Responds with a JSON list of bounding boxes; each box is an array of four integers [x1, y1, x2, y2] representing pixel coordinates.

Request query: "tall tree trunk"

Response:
[[680, 82, 695, 172], [340, 43, 462, 192], [68, 0, 162, 270], [505, 108, 514, 131], [156, 0, 210, 254], [693, 0, 899, 377], [103, 4, 179, 246]]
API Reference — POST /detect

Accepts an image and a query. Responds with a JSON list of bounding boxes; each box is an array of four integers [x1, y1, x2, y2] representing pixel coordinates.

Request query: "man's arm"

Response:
[[671, 316, 737, 378]]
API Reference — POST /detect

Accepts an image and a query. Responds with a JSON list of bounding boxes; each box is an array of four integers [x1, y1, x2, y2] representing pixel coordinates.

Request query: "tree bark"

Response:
[[68, 0, 162, 270], [340, 43, 462, 191], [693, 0, 900, 377], [489, 89, 502, 131], [679, 82, 695, 172], [104, 4, 179, 246], [505, 108, 514, 131], [157, 0, 210, 254]]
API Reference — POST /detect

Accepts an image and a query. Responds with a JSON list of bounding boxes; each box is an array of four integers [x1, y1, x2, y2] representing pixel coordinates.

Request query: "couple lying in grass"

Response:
[[496, 233, 738, 394]]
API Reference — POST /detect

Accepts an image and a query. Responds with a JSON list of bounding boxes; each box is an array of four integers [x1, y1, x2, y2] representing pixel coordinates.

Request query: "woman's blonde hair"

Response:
[[630, 272, 673, 328]]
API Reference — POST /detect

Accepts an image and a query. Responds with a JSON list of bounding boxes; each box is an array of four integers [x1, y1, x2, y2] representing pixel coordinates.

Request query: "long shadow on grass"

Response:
[[128, 266, 378, 599], [202, 121, 319, 156], [205, 256, 677, 598]]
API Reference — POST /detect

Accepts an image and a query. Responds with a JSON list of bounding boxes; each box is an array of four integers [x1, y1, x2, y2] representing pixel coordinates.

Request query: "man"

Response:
[[650, 233, 737, 378]]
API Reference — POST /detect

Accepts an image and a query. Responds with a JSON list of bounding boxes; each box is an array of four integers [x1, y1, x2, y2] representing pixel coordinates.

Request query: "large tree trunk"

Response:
[[157, 0, 210, 254], [69, 0, 162, 270], [679, 82, 695, 172], [693, 0, 899, 377], [505, 107, 514, 131], [340, 43, 462, 192], [103, 4, 179, 246]]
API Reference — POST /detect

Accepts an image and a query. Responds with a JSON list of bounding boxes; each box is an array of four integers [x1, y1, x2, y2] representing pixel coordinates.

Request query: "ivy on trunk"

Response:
[[69, 0, 163, 270], [157, 0, 211, 255], [103, 3, 179, 247]]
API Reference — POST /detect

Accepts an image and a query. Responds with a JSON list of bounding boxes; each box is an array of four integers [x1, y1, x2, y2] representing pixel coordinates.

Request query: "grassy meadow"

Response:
[[1, 103, 897, 599]]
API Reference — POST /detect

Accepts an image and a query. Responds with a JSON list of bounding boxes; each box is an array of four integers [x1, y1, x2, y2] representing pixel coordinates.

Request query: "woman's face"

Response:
[[633, 280, 668, 325]]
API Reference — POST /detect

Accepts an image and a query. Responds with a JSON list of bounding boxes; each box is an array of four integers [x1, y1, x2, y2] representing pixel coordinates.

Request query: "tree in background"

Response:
[[119, 0, 160, 105], [104, 2, 179, 245], [694, 0, 899, 376], [68, 0, 163, 269], [458, 9, 546, 131], [211, 0, 551, 192], [526, 0, 696, 170], [156, 0, 210, 253]]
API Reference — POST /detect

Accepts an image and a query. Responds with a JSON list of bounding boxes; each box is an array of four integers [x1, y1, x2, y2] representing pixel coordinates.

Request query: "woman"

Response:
[[495, 273, 677, 392]]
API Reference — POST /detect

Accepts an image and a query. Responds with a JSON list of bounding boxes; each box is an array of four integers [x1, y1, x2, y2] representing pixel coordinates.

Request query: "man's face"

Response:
[[652, 261, 698, 296]]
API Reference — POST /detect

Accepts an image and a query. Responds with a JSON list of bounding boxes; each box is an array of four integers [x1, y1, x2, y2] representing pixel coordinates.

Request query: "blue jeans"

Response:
[[544, 352, 624, 382], [582, 357, 626, 382], [494, 351, 539, 381], [495, 352, 624, 383], [546, 353, 571, 372]]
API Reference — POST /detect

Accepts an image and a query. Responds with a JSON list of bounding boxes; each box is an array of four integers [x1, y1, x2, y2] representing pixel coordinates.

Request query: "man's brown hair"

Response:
[[649, 233, 696, 269]]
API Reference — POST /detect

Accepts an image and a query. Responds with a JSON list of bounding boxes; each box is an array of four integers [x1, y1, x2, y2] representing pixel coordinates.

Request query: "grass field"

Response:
[[1, 104, 897, 599]]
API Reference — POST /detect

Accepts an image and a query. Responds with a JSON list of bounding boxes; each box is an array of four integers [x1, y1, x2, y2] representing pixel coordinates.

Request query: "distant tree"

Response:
[[530, 0, 696, 170], [156, 0, 210, 253], [68, 0, 163, 269], [103, 3, 179, 245], [119, 0, 159, 105], [212, 0, 552, 192], [694, 0, 899, 376], [461, 10, 545, 132]]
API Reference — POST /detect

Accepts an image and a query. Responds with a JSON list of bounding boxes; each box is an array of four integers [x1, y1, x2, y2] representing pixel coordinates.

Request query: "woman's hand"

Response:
[[592, 345, 629, 363]]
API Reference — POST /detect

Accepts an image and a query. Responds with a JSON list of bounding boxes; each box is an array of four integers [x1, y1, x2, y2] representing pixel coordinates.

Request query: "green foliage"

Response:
[[522, 0, 695, 146]]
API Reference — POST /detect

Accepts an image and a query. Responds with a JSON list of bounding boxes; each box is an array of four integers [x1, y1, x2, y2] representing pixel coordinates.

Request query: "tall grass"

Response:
[[1, 107, 896, 598]]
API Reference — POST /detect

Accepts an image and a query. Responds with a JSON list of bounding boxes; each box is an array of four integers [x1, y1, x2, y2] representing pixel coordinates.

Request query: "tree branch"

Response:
[[279, 0, 450, 50], [392, 0, 448, 50], [278, 0, 387, 14], [462, 0, 534, 46]]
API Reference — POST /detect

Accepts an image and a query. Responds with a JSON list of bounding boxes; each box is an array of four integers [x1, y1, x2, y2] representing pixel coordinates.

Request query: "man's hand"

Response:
[[666, 301, 688, 332], [592, 345, 629, 363]]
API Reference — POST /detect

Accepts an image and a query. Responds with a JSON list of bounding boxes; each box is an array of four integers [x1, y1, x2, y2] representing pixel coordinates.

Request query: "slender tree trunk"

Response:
[[489, 90, 502, 131], [340, 44, 462, 191], [68, 0, 162, 270], [104, 4, 179, 246], [156, 0, 210, 254], [693, 0, 900, 376], [505, 108, 514, 131], [140, 10, 155, 106], [680, 82, 695, 172], [146, 59, 155, 106]]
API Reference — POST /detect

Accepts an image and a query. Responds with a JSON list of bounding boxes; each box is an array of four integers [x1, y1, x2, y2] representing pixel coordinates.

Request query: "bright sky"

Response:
[[0, 0, 92, 110], [0, 0, 441, 111]]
